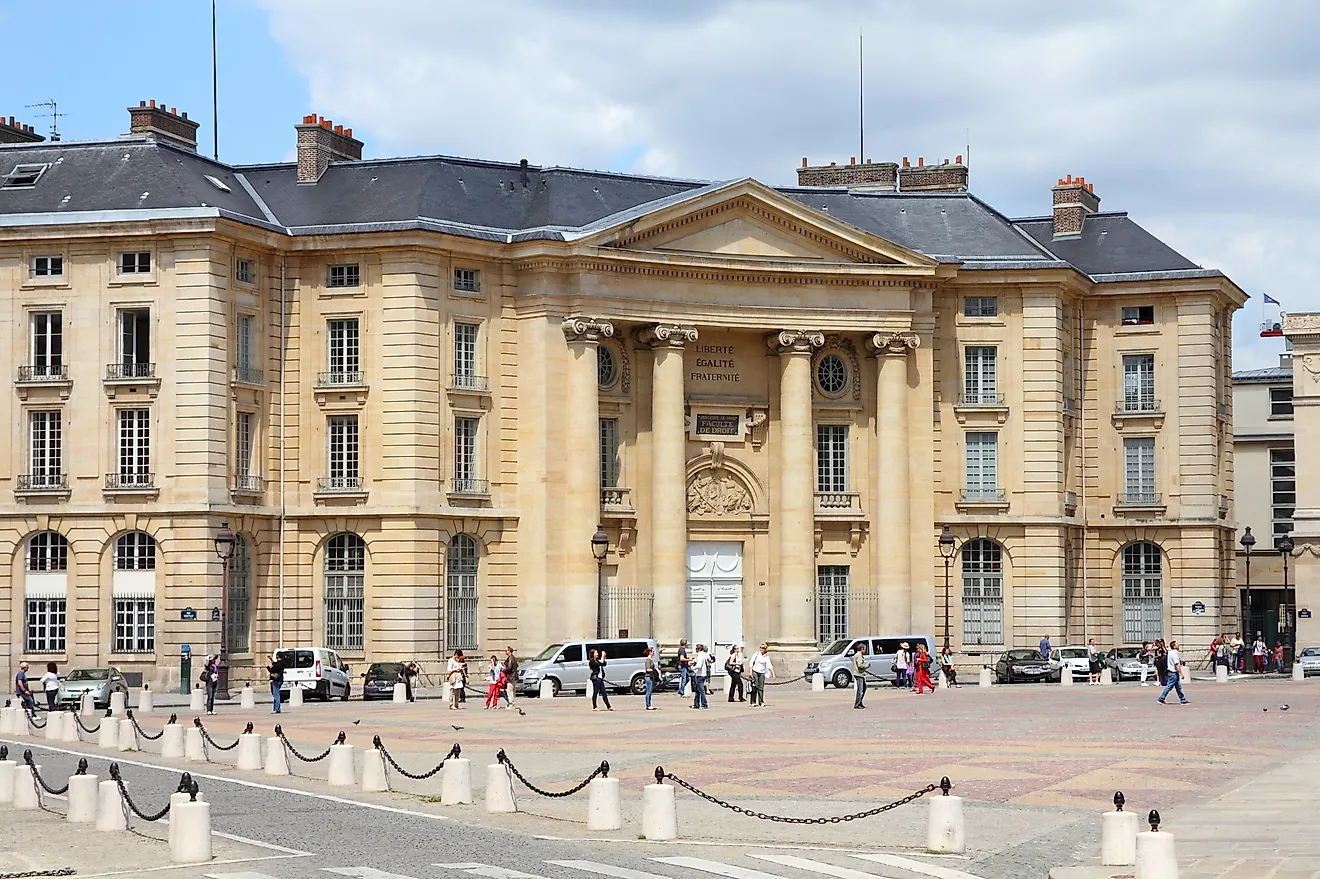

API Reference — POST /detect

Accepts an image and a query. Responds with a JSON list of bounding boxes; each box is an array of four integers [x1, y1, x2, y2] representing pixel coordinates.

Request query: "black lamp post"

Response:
[[591, 524, 609, 639], [938, 525, 958, 655], [1240, 526, 1256, 648], [214, 521, 236, 699], [1280, 535, 1295, 667]]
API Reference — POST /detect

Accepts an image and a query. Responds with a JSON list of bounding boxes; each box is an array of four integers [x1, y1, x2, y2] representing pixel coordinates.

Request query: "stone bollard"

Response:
[[938, 670, 950, 689], [137, 688, 154, 714], [188, 688, 206, 712], [12, 711, 29, 739], [96, 780, 126, 832], [236, 733, 263, 771], [327, 741, 356, 787], [167, 787, 205, 850], [926, 777, 965, 854], [0, 706, 13, 735], [67, 770, 100, 823], [161, 722, 185, 759], [80, 693, 96, 716], [119, 718, 138, 751], [1293, 663, 1305, 682], [810, 673, 825, 692], [485, 762, 517, 813], [393, 682, 408, 703], [184, 725, 206, 762], [1135, 810, 1178, 879], [979, 667, 993, 687], [98, 715, 120, 750], [264, 736, 290, 776], [110, 691, 127, 716], [60, 712, 80, 744], [45, 711, 63, 741], [0, 757, 15, 804], [642, 773, 679, 840], [1061, 667, 1074, 686], [289, 687, 304, 708], [538, 679, 555, 699], [587, 774, 622, 831], [1102, 793, 1139, 867], [170, 797, 212, 864], [1216, 664, 1229, 683], [13, 762, 41, 810], [362, 748, 389, 792], [240, 686, 256, 710], [442, 757, 473, 805], [1101, 667, 1114, 686]]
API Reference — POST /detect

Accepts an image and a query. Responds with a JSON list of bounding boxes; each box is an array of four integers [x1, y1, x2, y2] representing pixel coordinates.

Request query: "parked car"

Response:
[[1105, 647, 1155, 681], [1297, 645, 1320, 677], [994, 649, 1056, 684], [361, 661, 411, 701], [516, 638, 658, 696], [273, 647, 352, 701], [804, 635, 937, 688], [1051, 646, 1092, 679], [57, 667, 130, 710]]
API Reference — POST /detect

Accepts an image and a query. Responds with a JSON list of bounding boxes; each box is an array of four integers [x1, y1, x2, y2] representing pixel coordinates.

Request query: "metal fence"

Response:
[[598, 586, 654, 639]]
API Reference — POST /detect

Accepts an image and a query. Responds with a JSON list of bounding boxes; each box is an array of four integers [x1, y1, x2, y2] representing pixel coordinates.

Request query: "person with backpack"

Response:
[[725, 646, 745, 703], [203, 655, 220, 715]]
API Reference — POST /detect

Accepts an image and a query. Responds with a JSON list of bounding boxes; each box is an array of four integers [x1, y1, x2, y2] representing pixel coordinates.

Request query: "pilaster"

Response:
[[868, 331, 919, 632]]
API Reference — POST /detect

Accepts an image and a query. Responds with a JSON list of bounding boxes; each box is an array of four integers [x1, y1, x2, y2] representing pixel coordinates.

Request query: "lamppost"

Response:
[[591, 524, 609, 639], [1280, 535, 1295, 667], [1240, 526, 1256, 644], [214, 521, 236, 700], [938, 525, 959, 655]]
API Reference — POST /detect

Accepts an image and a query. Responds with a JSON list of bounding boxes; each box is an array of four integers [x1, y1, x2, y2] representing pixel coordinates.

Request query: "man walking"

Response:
[[502, 646, 518, 709], [676, 640, 691, 697], [852, 642, 869, 709], [749, 643, 775, 706], [691, 644, 711, 709], [1158, 640, 1189, 705], [1039, 634, 1052, 662]]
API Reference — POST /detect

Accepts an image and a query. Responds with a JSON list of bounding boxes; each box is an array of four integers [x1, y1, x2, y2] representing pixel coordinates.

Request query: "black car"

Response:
[[361, 662, 407, 700], [994, 648, 1057, 684]]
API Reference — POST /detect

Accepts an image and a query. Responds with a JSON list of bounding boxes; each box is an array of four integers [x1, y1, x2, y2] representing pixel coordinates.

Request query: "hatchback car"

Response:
[[1298, 645, 1320, 677], [994, 649, 1056, 684], [361, 662, 408, 701], [1051, 646, 1092, 679], [273, 647, 352, 701], [57, 667, 130, 710], [1106, 647, 1155, 681]]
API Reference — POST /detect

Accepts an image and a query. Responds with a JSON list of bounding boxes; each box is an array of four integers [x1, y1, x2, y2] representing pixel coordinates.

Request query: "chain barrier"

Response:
[[373, 737, 459, 781], [108, 763, 196, 823], [125, 710, 175, 742], [25, 710, 46, 730], [275, 725, 344, 763], [655, 766, 942, 823], [194, 717, 250, 752], [497, 748, 608, 798], [71, 710, 102, 735], [0, 869, 76, 878], [22, 751, 84, 797]]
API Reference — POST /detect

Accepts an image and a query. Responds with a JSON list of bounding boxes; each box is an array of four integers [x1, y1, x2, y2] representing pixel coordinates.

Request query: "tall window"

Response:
[[324, 534, 365, 652], [454, 417, 478, 484], [446, 534, 479, 651], [236, 314, 261, 383], [327, 415, 359, 485], [113, 532, 156, 652], [235, 258, 252, 284], [1121, 354, 1156, 411], [1271, 447, 1295, 546], [963, 346, 998, 404], [114, 599, 155, 652], [1270, 387, 1293, 418], [117, 409, 151, 484], [600, 418, 620, 488], [28, 411, 62, 487], [26, 596, 66, 653], [1123, 437, 1156, 502], [816, 424, 848, 492], [1122, 542, 1162, 643], [30, 313, 62, 377], [961, 539, 1004, 645], [118, 309, 151, 370], [327, 319, 360, 380], [964, 432, 999, 498], [115, 532, 156, 570], [816, 566, 849, 645], [25, 532, 68, 653], [454, 322, 478, 386], [236, 412, 254, 478], [228, 535, 251, 654]]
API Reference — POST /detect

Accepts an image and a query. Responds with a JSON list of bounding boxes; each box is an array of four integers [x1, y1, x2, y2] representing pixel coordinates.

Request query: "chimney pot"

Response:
[[918, 157, 924, 167], [6, 116, 12, 125], [149, 100, 156, 108], [170, 107, 176, 115], [139, 101, 146, 107], [956, 154, 962, 164], [801, 157, 808, 167], [865, 158, 871, 164], [850, 156, 856, 165], [829, 161, 836, 166], [334, 124, 343, 134], [181, 111, 188, 120], [345, 128, 352, 137], [902, 157, 910, 168]]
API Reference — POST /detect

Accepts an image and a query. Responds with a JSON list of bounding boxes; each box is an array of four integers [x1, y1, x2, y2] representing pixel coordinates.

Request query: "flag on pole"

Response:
[[1263, 294, 1280, 305]]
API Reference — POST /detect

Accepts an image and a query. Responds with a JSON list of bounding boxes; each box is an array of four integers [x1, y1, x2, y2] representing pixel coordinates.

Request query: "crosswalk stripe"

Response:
[[204, 873, 286, 879], [852, 855, 985, 879], [324, 869, 427, 879], [435, 864, 554, 879], [748, 853, 902, 879], [651, 857, 790, 879], [548, 860, 678, 879]]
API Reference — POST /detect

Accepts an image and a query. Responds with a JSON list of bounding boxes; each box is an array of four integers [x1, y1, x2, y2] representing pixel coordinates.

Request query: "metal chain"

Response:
[[194, 718, 248, 751], [25, 711, 47, 730], [275, 725, 343, 763], [659, 768, 936, 823], [71, 711, 100, 735], [0, 869, 76, 878], [126, 711, 172, 741], [108, 765, 171, 822], [374, 738, 459, 781], [498, 749, 607, 798], [22, 752, 80, 797]]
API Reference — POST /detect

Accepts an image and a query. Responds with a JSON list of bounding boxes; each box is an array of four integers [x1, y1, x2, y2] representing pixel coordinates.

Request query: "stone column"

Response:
[[868, 331, 920, 632], [768, 330, 825, 646], [638, 324, 699, 647], [561, 317, 614, 638]]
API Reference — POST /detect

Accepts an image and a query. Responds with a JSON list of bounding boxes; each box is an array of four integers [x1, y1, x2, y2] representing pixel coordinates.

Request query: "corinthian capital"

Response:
[[636, 323, 699, 349], [866, 331, 921, 356], [766, 329, 825, 355], [561, 316, 615, 344]]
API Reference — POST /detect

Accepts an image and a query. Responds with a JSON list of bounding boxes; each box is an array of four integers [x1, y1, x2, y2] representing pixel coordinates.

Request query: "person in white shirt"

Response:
[[1252, 635, 1267, 674], [40, 662, 60, 712], [1157, 640, 1188, 705], [446, 649, 465, 710], [691, 645, 712, 709], [748, 643, 775, 706]]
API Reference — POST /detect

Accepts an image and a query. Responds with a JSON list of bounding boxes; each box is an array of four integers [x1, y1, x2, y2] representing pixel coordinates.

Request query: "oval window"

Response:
[[816, 354, 848, 396], [598, 345, 618, 389]]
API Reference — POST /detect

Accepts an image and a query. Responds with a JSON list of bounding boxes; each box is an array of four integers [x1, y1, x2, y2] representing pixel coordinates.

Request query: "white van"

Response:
[[516, 638, 659, 697], [274, 647, 352, 701]]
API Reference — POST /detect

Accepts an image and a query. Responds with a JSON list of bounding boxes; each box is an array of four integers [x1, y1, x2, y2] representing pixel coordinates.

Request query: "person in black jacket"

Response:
[[725, 646, 746, 702], [588, 649, 613, 711], [267, 652, 285, 714]]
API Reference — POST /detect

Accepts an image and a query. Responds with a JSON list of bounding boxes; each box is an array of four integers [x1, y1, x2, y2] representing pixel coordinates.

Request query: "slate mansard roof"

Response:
[[0, 137, 1216, 280]]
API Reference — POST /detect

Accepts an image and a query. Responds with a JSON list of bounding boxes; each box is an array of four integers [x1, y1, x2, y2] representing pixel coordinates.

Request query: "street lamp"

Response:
[[214, 521, 236, 699], [938, 525, 959, 655], [1240, 526, 1256, 646], [1280, 535, 1295, 667], [591, 524, 609, 639]]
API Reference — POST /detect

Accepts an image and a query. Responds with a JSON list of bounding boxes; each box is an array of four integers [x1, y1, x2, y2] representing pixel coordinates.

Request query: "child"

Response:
[[484, 655, 504, 708], [1274, 642, 1286, 675]]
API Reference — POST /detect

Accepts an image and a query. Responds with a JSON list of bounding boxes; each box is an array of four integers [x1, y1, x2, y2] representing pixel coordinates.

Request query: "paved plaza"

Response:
[[0, 675, 1317, 878]]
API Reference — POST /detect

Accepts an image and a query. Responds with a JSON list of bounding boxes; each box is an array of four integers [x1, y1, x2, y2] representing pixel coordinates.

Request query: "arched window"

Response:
[[961, 539, 1004, 646], [25, 532, 68, 653], [112, 532, 156, 652], [227, 535, 251, 654], [114, 532, 156, 570], [26, 531, 68, 572], [324, 533, 365, 652], [597, 345, 618, 389], [1122, 542, 1162, 643], [446, 535, 479, 651]]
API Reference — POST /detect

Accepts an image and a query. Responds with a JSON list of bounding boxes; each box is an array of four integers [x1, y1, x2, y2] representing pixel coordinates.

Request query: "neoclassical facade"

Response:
[[0, 109, 1247, 684]]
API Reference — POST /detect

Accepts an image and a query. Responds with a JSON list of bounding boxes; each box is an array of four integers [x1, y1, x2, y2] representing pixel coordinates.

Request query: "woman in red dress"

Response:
[[913, 644, 934, 694]]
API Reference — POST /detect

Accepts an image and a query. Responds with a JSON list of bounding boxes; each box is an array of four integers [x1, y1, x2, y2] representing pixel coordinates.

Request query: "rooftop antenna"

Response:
[[25, 100, 63, 141], [211, 0, 219, 159], [858, 30, 864, 163]]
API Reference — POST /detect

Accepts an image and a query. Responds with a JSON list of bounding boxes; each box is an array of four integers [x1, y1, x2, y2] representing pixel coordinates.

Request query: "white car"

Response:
[[273, 647, 352, 701], [1051, 646, 1093, 678], [1106, 647, 1157, 681], [1298, 645, 1320, 677]]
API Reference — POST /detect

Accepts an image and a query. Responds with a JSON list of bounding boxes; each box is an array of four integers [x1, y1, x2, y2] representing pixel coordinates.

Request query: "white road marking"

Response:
[[436, 865, 555, 879], [324, 869, 427, 879], [212, 831, 314, 856], [749, 854, 902, 879], [852, 855, 986, 879], [651, 857, 789, 879], [548, 859, 677, 879], [205, 872, 287, 879], [531, 839, 968, 859]]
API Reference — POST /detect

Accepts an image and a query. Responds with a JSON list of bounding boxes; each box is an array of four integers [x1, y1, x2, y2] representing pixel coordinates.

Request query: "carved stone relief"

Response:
[[687, 472, 754, 516]]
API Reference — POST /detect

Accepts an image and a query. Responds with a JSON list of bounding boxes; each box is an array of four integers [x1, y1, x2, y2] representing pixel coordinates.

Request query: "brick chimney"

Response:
[[296, 115, 363, 183], [897, 156, 968, 193], [1051, 174, 1100, 236], [127, 100, 200, 151], [796, 157, 898, 191], [0, 116, 44, 144]]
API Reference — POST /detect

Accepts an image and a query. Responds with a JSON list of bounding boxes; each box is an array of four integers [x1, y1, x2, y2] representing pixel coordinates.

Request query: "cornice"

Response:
[[511, 251, 936, 287]]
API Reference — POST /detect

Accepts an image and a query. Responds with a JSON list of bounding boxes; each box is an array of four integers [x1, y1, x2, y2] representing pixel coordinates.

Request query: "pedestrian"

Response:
[[913, 644, 934, 694], [852, 642, 869, 708], [502, 646, 519, 710], [267, 652, 284, 714], [1230, 632, 1245, 674], [905, 643, 917, 690], [725, 646, 745, 703], [1252, 634, 1267, 674], [1087, 638, 1102, 685], [1138, 641, 1153, 686], [39, 662, 59, 712], [1153, 640, 1168, 688], [643, 646, 659, 710], [588, 648, 614, 711], [893, 642, 910, 689], [456, 649, 468, 702], [691, 644, 711, 709], [399, 661, 418, 703], [484, 655, 503, 708], [676, 639, 691, 697], [204, 655, 220, 715], [14, 662, 34, 713], [1273, 642, 1285, 674], [749, 643, 774, 706], [446, 649, 465, 710], [1039, 634, 1052, 662], [1157, 639, 1189, 704], [939, 648, 960, 687]]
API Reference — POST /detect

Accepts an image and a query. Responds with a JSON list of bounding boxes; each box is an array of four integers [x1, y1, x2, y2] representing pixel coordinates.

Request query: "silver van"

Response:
[[804, 635, 936, 688], [516, 638, 658, 697]]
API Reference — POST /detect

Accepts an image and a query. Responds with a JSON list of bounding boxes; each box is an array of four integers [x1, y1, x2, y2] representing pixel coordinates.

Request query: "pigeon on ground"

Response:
[[451, 725, 464, 731], [1281, 704, 1290, 711], [1263, 707, 1269, 712], [352, 719, 361, 725], [516, 707, 526, 716]]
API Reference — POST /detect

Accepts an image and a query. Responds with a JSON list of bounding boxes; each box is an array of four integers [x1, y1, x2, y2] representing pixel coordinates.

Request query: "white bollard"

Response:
[[1061, 667, 1074, 686], [98, 716, 120, 749], [264, 737, 290, 775], [240, 686, 256, 710], [938, 670, 950, 689], [538, 679, 555, 699], [1102, 810, 1140, 866], [67, 773, 100, 823], [60, 712, 80, 744], [119, 718, 138, 751], [1101, 667, 1114, 686], [642, 783, 678, 840], [288, 687, 304, 708], [393, 682, 407, 703], [45, 712, 63, 741], [327, 743, 355, 787], [96, 780, 126, 832], [170, 799, 212, 864], [137, 689, 153, 714], [1135, 827, 1179, 879], [926, 792, 966, 854], [167, 790, 206, 849], [810, 673, 825, 692], [13, 763, 41, 810], [12, 711, 29, 739], [362, 748, 389, 792], [160, 723, 185, 759], [1216, 664, 1229, 683], [0, 760, 15, 804], [485, 762, 517, 813], [110, 691, 127, 716], [235, 733, 263, 771], [0, 706, 13, 735], [188, 689, 205, 712], [1293, 663, 1305, 682], [979, 667, 993, 687], [587, 776, 622, 831], [80, 693, 96, 716], [441, 757, 473, 805], [184, 726, 206, 762]]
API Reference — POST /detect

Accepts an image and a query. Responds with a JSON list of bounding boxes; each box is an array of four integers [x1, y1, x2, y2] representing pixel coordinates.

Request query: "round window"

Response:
[[598, 345, 618, 389], [816, 354, 848, 396]]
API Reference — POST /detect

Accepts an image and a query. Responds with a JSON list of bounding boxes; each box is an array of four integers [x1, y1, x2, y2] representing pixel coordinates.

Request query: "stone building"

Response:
[[0, 108, 1247, 686]]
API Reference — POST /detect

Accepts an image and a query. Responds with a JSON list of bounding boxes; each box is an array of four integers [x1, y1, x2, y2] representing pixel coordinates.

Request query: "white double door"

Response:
[[685, 542, 744, 677]]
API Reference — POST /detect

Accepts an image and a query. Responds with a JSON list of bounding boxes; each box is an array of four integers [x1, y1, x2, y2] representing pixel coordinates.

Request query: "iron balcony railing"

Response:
[[105, 472, 155, 490], [17, 364, 69, 383], [451, 373, 489, 392], [450, 477, 490, 496], [316, 475, 364, 493], [233, 474, 265, 493], [957, 392, 1007, 407], [316, 371, 365, 388], [1117, 492, 1163, 507], [1115, 398, 1161, 414], [105, 362, 156, 380], [234, 366, 265, 385], [17, 473, 68, 491], [960, 487, 1007, 503]]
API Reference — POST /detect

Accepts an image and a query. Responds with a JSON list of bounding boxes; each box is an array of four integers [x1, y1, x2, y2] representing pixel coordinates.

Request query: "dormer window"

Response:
[[1121, 306, 1155, 326], [1, 163, 48, 189]]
